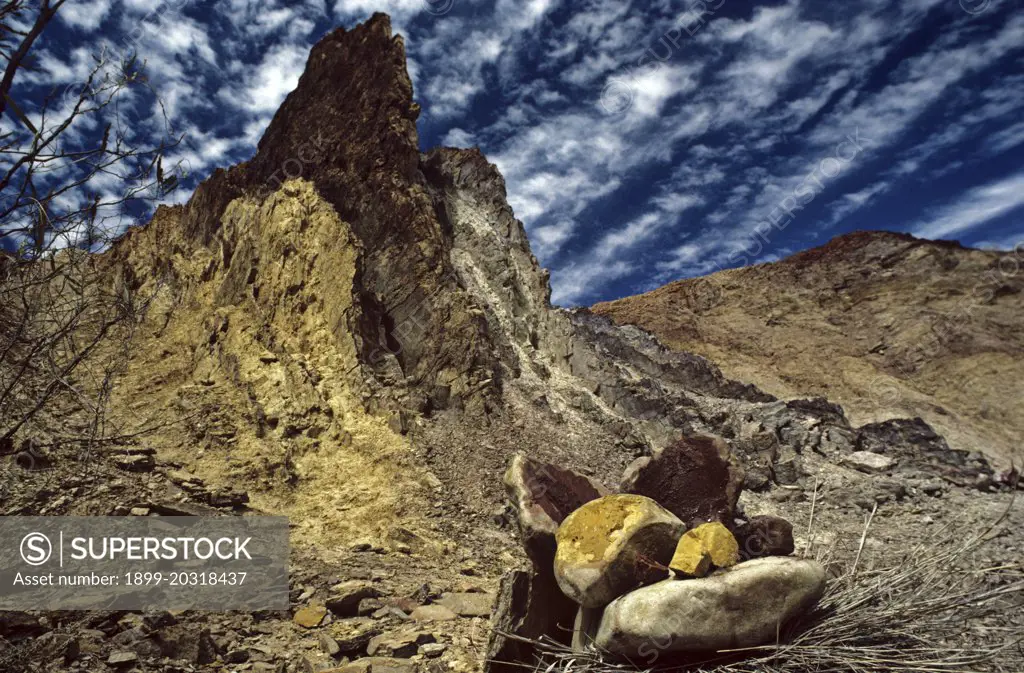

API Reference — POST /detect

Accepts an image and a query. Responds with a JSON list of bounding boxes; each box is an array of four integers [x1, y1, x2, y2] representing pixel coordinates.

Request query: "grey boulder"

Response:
[[594, 557, 826, 659]]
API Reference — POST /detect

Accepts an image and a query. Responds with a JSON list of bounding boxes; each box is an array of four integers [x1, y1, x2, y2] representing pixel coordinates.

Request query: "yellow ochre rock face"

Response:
[[670, 522, 740, 577], [554, 494, 685, 608]]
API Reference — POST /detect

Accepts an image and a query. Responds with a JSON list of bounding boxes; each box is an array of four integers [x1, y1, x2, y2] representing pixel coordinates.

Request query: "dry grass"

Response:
[[511, 512, 1024, 673]]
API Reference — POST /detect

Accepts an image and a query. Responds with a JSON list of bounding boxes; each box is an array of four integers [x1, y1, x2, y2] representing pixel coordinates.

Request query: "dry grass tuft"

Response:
[[510, 517, 1024, 673]]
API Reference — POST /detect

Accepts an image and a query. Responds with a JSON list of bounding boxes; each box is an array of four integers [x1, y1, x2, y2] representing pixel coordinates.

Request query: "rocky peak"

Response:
[[161, 14, 501, 412], [781, 230, 973, 271]]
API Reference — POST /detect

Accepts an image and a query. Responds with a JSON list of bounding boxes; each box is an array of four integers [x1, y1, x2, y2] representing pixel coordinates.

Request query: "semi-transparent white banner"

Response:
[[0, 516, 288, 610]]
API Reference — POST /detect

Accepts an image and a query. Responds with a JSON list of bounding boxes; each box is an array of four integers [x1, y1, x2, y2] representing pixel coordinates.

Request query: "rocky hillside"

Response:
[[594, 231, 1024, 468], [1, 14, 1021, 673]]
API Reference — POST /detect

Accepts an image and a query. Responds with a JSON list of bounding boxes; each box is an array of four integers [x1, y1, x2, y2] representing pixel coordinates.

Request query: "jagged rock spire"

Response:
[[178, 14, 499, 410]]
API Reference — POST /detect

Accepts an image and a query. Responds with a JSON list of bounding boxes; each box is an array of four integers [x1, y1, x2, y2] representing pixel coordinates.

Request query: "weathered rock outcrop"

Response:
[[593, 231, 1024, 468]]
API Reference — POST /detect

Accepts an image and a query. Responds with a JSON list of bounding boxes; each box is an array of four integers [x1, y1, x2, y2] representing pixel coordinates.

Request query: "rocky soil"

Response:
[[1, 12, 1022, 673]]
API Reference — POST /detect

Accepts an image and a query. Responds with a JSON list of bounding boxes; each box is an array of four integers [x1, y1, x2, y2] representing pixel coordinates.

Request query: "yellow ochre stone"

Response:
[[555, 494, 655, 564], [670, 523, 739, 577], [669, 539, 712, 577], [554, 494, 686, 607]]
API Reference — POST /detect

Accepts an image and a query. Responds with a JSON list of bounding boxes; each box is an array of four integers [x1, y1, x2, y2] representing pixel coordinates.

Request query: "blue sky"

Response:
[[4, 0, 1023, 305]]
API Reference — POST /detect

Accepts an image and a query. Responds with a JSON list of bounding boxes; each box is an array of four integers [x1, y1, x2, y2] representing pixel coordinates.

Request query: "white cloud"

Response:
[[911, 172, 1024, 241], [58, 0, 113, 31], [334, 0, 428, 21], [442, 128, 475, 147], [974, 233, 1024, 252], [225, 43, 309, 114], [984, 120, 1024, 156], [531, 219, 575, 259]]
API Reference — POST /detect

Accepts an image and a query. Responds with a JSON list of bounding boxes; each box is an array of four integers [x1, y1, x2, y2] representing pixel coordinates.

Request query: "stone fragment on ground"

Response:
[[620, 434, 744, 526], [420, 642, 447, 658], [366, 629, 435, 658], [35, 631, 80, 664], [504, 453, 610, 565], [358, 598, 385, 616], [330, 619, 381, 655], [437, 591, 493, 617], [327, 581, 384, 617], [594, 557, 827, 657], [555, 494, 685, 607], [329, 656, 418, 673], [409, 604, 457, 622], [294, 604, 329, 628], [845, 450, 896, 473], [320, 633, 341, 656], [107, 651, 138, 667], [734, 515, 795, 559]]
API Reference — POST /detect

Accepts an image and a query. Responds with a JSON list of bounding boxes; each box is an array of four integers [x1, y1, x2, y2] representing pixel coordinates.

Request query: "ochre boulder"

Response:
[[668, 540, 711, 577], [594, 557, 827, 658], [621, 435, 744, 527], [555, 494, 685, 608], [669, 522, 738, 577]]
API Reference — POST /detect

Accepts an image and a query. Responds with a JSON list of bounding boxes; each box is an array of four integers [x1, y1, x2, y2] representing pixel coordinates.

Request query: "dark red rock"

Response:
[[504, 453, 610, 567], [734, 515, 796, 559], [620, 434, 744, 527], [491, 455, 609, 672]]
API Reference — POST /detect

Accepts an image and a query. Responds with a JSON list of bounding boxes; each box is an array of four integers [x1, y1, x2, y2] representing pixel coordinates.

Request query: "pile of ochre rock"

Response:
[[487, 434, 826, 669]]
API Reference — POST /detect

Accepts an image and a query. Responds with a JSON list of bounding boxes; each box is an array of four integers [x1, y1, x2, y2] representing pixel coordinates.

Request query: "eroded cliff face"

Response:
[[103, 180, 435, 547], [162, 13, 499, 417], [86, 14, 1008, 555]]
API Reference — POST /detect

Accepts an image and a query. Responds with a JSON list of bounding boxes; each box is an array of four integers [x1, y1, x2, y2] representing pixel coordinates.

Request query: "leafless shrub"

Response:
[[1, 0, 182, 451]]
